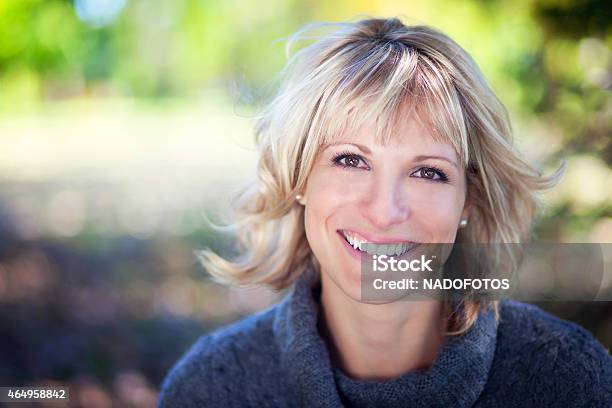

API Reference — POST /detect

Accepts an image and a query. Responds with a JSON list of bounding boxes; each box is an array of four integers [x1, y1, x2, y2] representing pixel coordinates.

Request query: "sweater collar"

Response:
[[273, 267, 498, 408]]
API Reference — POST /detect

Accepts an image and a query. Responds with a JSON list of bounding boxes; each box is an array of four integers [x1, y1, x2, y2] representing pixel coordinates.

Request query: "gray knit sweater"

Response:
[[159, 268, 612, 407]]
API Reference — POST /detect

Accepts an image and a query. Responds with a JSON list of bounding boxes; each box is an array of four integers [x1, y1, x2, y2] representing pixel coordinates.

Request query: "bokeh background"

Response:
[[0, 0, 610, 406]]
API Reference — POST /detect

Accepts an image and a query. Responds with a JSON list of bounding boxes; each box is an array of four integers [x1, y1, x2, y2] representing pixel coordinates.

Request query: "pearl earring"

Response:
[[459, 219, 468, 228], [295, 194, 303, 203]]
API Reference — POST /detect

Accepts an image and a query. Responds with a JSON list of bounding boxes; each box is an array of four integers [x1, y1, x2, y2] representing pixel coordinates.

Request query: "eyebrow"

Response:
[[324, 143, 458, 169], [323, 142, 372, 154], [413, 155, 459, 169]]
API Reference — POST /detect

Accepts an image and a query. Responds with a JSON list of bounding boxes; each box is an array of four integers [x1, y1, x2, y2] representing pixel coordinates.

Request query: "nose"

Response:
[[360, 173, 411, 230]]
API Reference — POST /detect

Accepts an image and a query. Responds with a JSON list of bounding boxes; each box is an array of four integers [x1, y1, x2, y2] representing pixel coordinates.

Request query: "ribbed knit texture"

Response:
[[159, 268, 612, 407]]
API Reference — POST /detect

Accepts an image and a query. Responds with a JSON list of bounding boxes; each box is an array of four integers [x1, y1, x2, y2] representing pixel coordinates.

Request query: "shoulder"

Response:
[[497, 300, 610, 360], [158, 306, 282, 408], [481, 300, 612, 407]]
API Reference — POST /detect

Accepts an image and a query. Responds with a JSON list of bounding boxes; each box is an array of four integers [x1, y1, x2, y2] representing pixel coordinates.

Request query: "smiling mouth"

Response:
[[339, 230, 418, 256]]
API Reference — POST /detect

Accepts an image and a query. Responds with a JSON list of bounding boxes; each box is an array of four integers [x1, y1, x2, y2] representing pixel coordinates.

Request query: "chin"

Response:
[[326, 260, 363, 302]]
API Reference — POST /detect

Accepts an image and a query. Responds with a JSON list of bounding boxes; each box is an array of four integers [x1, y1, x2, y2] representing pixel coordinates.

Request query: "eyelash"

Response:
[[330, 151, 450, 183]]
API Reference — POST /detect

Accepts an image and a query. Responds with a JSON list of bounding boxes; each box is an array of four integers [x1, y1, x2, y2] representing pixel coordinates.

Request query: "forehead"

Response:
[[327, 105, 460, 160]]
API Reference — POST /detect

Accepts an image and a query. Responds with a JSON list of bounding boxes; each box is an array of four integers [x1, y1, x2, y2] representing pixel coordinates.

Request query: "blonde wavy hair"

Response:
[[199, 17, 563, 333]]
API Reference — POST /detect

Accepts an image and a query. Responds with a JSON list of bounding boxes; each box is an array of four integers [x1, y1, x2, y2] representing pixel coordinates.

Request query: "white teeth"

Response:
[[342, 231, 411, 256]]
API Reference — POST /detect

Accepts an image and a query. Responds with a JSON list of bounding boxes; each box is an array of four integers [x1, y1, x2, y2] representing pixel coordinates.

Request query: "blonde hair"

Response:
[[199, 17, 563, 333]]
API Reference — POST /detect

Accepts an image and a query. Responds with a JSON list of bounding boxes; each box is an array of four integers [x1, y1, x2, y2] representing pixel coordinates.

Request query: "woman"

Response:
[[159, 17, 611, 407]]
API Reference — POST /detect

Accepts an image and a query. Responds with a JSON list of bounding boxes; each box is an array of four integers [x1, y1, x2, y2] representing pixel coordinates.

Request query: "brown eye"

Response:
[[332, 153, 369, 170], [421, 168, 436, 179], [411, 167, 449, 182], [344, 156, 360, 167]]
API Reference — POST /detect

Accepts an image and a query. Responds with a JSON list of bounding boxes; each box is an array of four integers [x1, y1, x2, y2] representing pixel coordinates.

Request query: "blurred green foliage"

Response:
[[0, 1, 607, 104], [0, 0, 609, 167], [2, 0, 609, 240]]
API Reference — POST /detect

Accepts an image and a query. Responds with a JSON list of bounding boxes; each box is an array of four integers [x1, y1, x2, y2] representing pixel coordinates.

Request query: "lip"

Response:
[[338, 229, 416, 245], [337, 229, 419, 261], [338, 230, 365, 260]]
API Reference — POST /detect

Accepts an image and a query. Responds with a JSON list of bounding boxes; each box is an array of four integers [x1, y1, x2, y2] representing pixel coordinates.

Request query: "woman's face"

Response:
[[302, 112, 468, 301]]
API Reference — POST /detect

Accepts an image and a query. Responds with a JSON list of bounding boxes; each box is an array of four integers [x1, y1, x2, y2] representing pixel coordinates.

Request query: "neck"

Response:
[[318, 272, 448, 381]]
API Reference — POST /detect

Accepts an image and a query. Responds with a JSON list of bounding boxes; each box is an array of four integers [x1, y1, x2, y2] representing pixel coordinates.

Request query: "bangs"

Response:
[[308, 37, 470, 167]]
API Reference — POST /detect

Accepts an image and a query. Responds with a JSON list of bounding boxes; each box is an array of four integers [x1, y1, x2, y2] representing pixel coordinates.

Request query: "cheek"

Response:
[[302, 166, 371, 276], [303, 169, 347, 250], [408, 185, 465, 242], [304, 167, 358, 221], [308, 167, 363, 200]]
